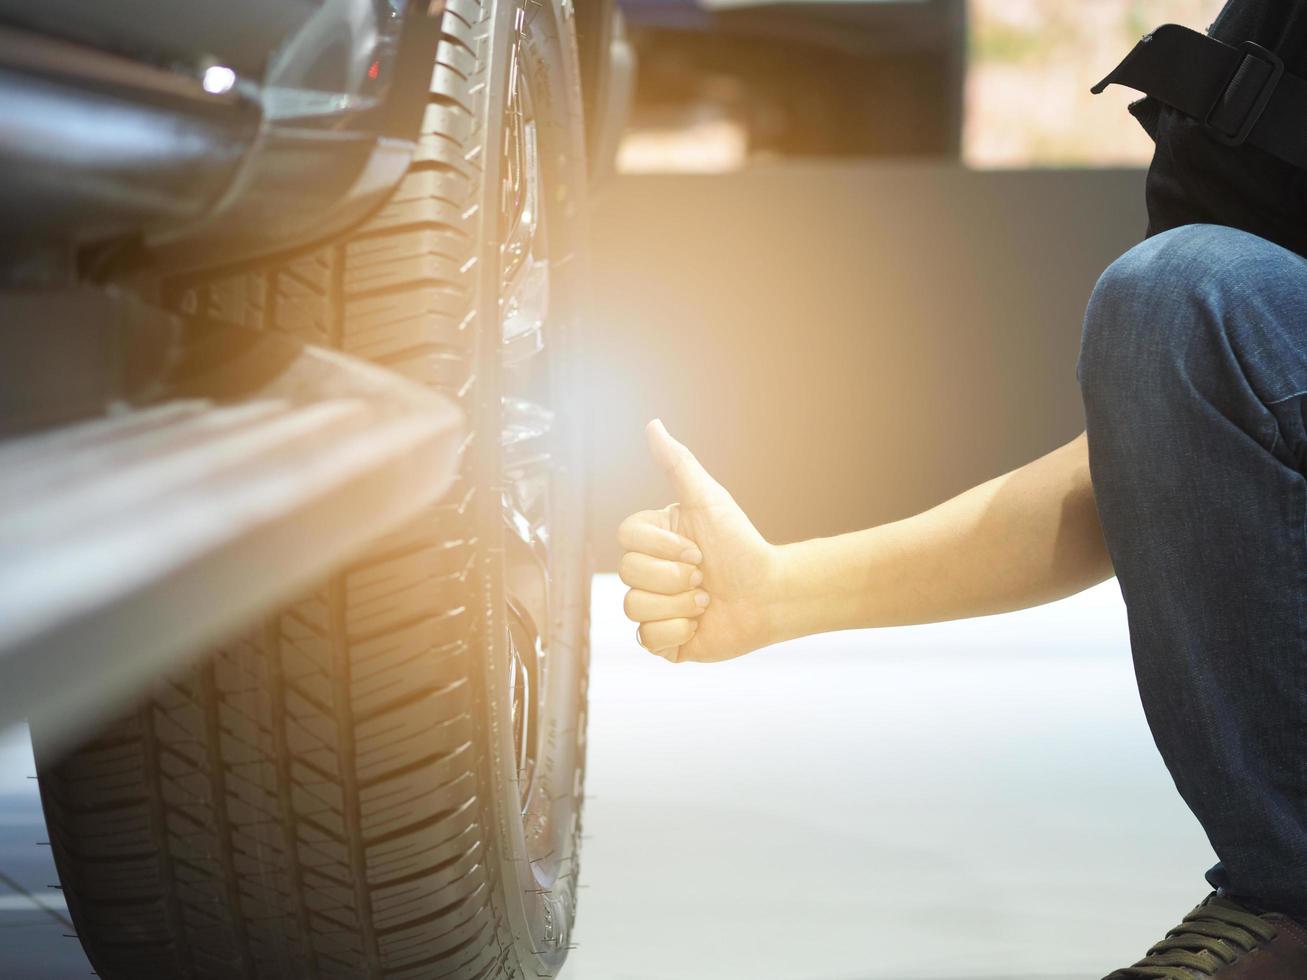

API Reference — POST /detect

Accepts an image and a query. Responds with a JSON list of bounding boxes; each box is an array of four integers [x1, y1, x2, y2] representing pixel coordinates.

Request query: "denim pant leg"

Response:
[[1078, 224, 1307, 920]]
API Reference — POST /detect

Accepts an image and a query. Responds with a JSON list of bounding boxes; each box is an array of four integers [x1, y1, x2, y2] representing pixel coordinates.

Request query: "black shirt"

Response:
[[1137, 0, 1307, 257]]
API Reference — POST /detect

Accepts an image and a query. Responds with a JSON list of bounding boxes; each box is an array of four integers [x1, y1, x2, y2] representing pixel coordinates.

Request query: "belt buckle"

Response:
[[1205, 40, 1285, 147]]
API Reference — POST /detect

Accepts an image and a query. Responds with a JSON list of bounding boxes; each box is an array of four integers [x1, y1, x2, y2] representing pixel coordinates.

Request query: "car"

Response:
[[0, 1, 631, 977]]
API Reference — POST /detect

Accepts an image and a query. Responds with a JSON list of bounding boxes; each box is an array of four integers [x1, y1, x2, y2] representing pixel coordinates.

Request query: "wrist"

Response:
[[765, 528, 894, 643], [763, 540, 823, 645]]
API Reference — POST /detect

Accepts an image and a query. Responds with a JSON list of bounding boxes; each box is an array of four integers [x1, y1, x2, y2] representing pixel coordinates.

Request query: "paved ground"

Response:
[[563, 576, 1216, 980], [0, 575, 1216, 979], [0, 725, 87, 977]]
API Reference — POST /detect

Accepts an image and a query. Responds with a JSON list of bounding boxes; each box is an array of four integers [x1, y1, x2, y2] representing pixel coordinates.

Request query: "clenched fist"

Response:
[[617, 420, 782, 663]]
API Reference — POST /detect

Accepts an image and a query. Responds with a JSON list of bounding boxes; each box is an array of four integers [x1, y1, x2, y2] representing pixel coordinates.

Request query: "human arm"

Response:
[[767, 431, 1112, 643], [617, 423, 1112, 662]]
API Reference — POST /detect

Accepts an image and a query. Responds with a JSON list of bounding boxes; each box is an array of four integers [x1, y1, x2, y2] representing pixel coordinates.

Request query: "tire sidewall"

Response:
[[475, 0, 591, 970]]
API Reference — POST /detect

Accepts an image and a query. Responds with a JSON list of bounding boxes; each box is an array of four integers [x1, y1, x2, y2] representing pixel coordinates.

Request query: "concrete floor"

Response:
[[0, 575, 1216, 979]]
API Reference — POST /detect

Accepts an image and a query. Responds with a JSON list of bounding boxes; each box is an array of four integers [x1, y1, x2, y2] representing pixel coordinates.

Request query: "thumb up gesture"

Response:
[[617, 420, 782, 663]]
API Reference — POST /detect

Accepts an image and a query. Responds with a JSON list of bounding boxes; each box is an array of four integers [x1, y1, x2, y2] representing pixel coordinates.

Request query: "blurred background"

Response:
[[584, 0, 1220, 568], [567, 4, 1229, 971], [615, 0, 1214, 172]]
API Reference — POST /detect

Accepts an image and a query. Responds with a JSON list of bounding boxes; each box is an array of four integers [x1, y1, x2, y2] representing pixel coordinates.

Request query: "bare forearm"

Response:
[[767, 433, 1112, 641]]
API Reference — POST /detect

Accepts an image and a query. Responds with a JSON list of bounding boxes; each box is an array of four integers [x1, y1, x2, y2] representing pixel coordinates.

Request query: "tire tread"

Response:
[[37, 1, 523, 977]]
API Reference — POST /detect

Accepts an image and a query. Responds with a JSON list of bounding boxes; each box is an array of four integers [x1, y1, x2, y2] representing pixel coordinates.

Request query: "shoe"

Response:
[[1103, 893, 1307, 978]]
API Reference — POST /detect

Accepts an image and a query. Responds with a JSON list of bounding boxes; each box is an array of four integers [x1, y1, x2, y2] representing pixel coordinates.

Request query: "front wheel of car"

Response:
[[31, 1, 591, 977]]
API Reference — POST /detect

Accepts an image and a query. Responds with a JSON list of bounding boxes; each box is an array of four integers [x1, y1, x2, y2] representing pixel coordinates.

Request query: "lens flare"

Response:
[[201, 65, 236, 95]]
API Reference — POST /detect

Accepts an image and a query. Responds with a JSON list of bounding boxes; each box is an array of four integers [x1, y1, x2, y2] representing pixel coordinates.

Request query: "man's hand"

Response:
[[617, 420, 781, 663]]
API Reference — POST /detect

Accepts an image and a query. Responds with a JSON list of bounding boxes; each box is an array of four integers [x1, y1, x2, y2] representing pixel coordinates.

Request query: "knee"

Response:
[[1077, 224, 1248, 409]]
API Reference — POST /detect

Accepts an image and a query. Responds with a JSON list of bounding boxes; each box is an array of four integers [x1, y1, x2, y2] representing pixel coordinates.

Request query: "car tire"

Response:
[[31, 0, 590, 977]]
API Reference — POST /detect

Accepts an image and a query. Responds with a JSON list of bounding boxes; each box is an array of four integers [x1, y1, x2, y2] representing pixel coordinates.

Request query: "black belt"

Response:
[[1093, 23, 1307, 169]]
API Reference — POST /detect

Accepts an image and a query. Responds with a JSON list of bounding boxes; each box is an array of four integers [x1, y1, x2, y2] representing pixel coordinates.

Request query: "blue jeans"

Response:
[[1079, 223, 1307, 922]]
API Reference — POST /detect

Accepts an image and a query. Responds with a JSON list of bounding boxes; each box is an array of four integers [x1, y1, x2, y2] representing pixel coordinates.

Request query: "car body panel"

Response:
[[0, 0, 424, 273], [0, 291, 464, 748]]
